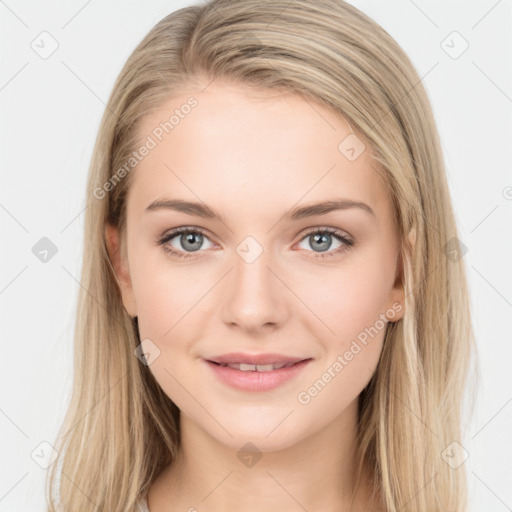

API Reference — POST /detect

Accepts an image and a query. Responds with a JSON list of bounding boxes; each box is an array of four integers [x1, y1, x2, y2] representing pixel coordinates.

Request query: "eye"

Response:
[[157, 227, 214, 260], [157, 226, 354, 261], [296, 227, 354, 258]]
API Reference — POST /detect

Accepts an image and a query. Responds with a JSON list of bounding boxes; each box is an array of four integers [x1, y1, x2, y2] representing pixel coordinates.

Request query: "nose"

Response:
[[220, 241, 289, 333]]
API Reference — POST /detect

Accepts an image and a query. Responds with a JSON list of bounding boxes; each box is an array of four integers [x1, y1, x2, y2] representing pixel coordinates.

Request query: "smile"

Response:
[[205, 358, 312, 392]]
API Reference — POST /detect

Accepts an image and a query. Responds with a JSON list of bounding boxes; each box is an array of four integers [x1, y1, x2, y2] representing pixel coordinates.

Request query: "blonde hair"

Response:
[[46, 1, 478, 510]]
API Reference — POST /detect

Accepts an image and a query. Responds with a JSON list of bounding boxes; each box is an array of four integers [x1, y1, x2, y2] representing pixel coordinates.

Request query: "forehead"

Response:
[[128, 82, 390, 223]]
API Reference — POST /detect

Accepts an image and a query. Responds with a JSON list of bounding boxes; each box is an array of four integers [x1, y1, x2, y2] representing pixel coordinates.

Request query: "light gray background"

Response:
[[1, 1, 511, 510]]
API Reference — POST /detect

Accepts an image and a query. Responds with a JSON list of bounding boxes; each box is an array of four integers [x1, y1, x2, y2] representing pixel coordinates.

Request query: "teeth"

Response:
[[219, 362, 291, 371]]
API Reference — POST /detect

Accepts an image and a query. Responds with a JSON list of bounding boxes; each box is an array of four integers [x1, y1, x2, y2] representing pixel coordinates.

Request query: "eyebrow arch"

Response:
[[144, 197, 375, 221]]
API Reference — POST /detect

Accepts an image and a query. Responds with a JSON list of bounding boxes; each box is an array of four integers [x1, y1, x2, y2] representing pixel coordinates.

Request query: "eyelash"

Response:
[[157, 226, 354, 261]]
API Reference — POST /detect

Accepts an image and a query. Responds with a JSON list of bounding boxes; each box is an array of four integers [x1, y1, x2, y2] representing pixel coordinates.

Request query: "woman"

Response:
[[46, 1, 476, 510]]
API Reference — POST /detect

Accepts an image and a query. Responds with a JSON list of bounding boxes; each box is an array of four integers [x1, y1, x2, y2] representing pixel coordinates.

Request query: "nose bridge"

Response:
[[235, 237, 273, 292]]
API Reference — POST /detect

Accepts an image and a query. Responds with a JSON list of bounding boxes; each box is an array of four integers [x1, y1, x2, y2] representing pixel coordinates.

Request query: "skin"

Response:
[[106, 80, 405, 511]]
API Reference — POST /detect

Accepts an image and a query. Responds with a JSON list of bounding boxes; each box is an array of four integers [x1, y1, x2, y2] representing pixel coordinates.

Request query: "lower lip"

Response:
[[205, 359, 312, 392]]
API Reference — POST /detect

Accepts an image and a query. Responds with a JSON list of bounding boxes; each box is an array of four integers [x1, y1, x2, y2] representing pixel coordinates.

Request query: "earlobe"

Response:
[[105, 223, 138, 317]]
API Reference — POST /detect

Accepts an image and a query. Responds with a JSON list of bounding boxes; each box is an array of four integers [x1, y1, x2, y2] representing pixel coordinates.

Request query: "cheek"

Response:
[[131, 260, 207, 408], [294, 265, 391, 412], [130, 246, 208, 338], [299, 259, 394, 344]]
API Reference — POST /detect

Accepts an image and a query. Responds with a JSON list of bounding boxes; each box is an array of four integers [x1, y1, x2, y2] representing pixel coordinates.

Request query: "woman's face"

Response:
[[107, 81, 404, 451]]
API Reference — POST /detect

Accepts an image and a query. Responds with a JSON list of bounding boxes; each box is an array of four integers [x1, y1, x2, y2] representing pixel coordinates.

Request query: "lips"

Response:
[[205, 357, 312, 392]]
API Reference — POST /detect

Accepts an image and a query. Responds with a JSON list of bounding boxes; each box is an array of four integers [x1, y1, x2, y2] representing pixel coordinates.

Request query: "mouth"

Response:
[[204, 358, 313, 392]]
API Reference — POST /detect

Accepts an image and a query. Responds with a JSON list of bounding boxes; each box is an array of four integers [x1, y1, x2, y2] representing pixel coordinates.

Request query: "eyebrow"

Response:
[[145, 198, 375, 221]]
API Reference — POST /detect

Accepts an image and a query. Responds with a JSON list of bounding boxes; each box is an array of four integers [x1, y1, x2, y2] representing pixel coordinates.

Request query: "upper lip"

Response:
[[206, 353, 310, 365]]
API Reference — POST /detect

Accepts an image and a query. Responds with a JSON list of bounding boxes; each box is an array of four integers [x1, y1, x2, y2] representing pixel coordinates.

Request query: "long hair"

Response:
[[46, 1, 478, 510]]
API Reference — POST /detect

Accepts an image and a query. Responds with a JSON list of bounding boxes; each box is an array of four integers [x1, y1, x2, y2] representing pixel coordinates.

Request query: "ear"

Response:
[[386, 227, 415, 323], [105, 222, 137, 317]]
